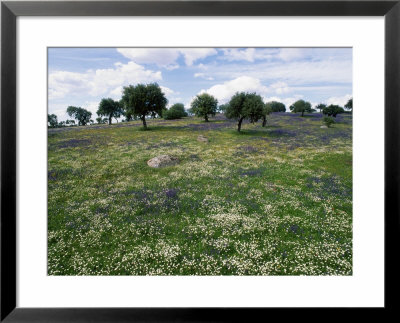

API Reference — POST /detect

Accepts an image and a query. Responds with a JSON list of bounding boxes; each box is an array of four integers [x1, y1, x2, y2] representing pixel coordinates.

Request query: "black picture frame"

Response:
[[1, 1, 399, 321]]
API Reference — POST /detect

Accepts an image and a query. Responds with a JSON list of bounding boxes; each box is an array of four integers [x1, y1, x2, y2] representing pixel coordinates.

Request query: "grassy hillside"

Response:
[[48, 113, 352, 275]]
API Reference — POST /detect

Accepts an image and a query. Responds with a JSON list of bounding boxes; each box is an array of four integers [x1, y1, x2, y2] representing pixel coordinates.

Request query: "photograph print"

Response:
[[48, 47, 353, 275]]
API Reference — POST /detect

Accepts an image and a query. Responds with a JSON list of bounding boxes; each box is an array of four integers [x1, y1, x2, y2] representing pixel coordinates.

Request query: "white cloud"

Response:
[[164, 64, 180, 71], [160, 85, 175, 97], [220, 48, 306, 63], [200, 76, 270, 104], [48, 61, 162, 100], [109, 86, 123, 99], [221, 48, 279, 62], [193, 58, 352, 86], [117, 48, 217, 68], [160, 86, 182, 107], [277, 48, 305, 61], [109, 84, 176, 101], [326, 94, 352, 106], [48, 103, 72, 121], [270, 81, 290, 94], [179, 48, 217, 66], [194, 73, 214, 81], [83, 101, 101, 118], [117, 48, 180, 69], [198, 77, 296, 104], [186, 95, 198, 110], [48, 71, 89, 100], [196, 63, 209, 70], [221, 48, 258, 62], [90, 62, 162, 96]]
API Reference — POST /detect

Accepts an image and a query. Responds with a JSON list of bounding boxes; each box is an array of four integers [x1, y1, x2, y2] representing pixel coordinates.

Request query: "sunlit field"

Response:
[[48, 112, 352, 275]]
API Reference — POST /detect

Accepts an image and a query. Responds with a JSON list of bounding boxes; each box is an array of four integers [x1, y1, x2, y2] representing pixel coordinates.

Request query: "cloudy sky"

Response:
[[48, 47, 352, 121]]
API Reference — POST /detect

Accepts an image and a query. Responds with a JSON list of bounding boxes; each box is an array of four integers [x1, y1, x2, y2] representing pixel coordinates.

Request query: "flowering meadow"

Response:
[[48, 113, 352, 275]]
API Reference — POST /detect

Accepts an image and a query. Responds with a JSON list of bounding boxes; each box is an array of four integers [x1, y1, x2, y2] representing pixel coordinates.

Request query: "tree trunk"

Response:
[[262, 116, 267, 127], [237, 117, 244, 132], [301, 111, 304, 117], [204, 115, 209, 122], [108, 115, 112, 125], [142, 115, 147, 129]]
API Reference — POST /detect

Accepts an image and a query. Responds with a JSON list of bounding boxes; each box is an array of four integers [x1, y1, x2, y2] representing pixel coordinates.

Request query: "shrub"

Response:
[[164, 103, 188, 120], [323, 116, 335, 128]]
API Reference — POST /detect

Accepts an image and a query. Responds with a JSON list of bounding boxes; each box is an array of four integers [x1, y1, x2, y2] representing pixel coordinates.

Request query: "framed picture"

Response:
[[1, 0, 399, 321]]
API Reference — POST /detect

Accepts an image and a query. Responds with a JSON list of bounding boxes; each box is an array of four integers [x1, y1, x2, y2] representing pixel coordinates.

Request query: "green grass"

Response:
[[48, 113, 352, 275]]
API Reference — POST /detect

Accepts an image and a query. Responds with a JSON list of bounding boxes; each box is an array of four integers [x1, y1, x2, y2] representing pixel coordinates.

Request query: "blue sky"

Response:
[[48, 47, 352, 121]]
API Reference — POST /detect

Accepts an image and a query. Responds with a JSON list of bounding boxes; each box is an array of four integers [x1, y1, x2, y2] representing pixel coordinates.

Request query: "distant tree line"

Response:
[[48, 114, 78, 128], [48, 82, 352, 132], [315, 97, 352, 117]]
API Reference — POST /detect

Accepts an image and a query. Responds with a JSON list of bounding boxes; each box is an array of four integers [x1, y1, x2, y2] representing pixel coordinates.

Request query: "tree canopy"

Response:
[[225, 92, 264, 132], [315, 103, 327, 113], [268, 101, 286, 112], [121, 83, 168, 129], [66, 106, 92, 126], [345, 98, 353, 111], [48, 114, 58, 128], [323, 104, 344, 117], [97, 98, 123, 125], [190, 93, 218, 122], [289, 100, 313, 117]]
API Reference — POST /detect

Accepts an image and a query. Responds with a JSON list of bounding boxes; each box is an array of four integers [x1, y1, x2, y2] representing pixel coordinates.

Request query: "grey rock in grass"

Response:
[[197, 135, 209, 143], [147, 155, 179, 168], [320, 125, 328, 129]]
